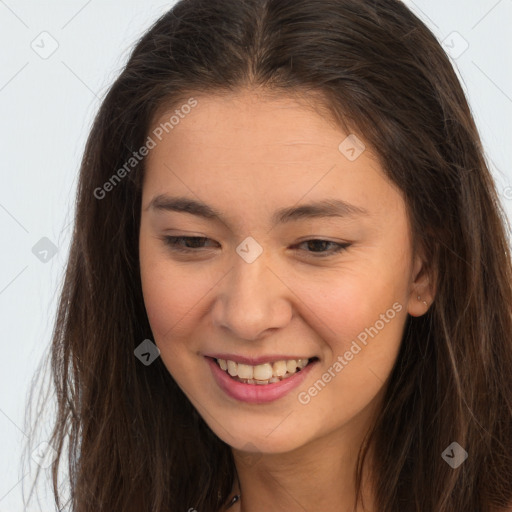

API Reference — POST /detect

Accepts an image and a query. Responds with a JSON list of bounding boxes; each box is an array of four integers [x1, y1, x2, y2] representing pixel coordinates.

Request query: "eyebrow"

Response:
[[146, 194, 369, 225]]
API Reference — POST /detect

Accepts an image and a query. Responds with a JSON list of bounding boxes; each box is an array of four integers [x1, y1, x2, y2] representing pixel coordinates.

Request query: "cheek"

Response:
[[291, 282, 407, 434], [139, 233, 213, 345], [140, 261, 212, 344], [139, 262, 210, 390], [289, 253, 410, 416], [292, 259, 409, 356]]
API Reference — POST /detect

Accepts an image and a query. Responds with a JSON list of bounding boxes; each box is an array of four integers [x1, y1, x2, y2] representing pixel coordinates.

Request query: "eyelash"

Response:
[[161, 236, 351, 258]]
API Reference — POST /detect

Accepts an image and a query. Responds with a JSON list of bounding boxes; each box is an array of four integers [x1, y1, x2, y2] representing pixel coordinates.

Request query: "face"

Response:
[[139, 89, 431, 454]]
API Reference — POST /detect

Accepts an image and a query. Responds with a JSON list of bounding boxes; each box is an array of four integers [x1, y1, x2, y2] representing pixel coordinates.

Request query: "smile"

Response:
[[206, 356, 319, 404], [215, 357, 312, 384]]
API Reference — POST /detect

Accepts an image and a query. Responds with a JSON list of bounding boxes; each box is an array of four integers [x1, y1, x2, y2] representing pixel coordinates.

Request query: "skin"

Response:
[[139, 89, 434, 512]]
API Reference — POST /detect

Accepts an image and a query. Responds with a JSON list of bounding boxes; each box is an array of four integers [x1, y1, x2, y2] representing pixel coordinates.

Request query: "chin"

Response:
[[216, 422, 310, 455]]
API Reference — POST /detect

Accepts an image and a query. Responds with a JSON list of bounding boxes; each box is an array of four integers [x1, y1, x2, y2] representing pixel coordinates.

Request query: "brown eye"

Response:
[[162, 236, 219, 252], [294, 239, 351, 257]]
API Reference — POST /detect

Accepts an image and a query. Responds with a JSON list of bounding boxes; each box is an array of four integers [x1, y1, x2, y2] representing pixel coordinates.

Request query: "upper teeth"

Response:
[[217, 358, 309, 381]]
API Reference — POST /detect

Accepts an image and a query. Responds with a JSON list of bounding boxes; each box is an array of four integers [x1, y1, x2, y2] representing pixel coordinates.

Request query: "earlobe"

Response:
[[408, 294, 431, 317]]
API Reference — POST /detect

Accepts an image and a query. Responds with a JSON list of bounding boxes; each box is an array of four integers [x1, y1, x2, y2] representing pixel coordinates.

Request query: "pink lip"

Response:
[[204, 353, 313, 366], [206, 356, 318, 404]]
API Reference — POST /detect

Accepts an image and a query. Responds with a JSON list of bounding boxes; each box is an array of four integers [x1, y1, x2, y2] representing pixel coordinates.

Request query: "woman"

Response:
[[25, 0, 512, 511]]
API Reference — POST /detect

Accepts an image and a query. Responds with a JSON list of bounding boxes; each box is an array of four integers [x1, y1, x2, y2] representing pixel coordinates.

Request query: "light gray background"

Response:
[[0, 1, 511, 510]]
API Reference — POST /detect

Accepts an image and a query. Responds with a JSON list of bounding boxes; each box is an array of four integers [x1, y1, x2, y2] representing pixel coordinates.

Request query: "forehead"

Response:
[[142, 90, 402, 228], [150, 90, 347, 152], [145, 90, 380, 179]]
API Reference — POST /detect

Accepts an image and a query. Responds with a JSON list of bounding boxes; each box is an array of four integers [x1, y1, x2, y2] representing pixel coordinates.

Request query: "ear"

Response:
[[406, 247, 436, 317]]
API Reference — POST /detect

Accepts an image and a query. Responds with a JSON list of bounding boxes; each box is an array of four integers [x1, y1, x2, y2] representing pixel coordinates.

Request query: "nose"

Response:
[[211, 250, 293, 341]]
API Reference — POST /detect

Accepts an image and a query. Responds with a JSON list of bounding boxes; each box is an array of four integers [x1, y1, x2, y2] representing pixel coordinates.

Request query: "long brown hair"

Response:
[[23, 0, 512, 510]]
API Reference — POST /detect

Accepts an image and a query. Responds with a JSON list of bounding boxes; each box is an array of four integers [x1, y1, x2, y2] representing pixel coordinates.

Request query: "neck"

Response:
[[231, 416, 377, 512]]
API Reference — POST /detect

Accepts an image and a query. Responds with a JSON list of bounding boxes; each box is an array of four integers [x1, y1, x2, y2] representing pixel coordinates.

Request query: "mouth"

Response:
[[209, 356, 319, 385]]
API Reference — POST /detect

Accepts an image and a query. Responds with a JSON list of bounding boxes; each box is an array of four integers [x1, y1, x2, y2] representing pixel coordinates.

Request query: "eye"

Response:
[[162, 236, 219, 253], [162, 236, 350, 258], [293, 239, 351, 257]]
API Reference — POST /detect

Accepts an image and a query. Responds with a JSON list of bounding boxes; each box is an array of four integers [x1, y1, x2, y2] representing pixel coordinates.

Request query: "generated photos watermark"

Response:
[[93, 97, 198, 200], [297, 301, 403, 405]]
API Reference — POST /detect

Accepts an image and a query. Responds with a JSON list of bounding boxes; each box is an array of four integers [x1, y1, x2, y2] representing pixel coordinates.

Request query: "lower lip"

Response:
[[206, 357, 318, 404]]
